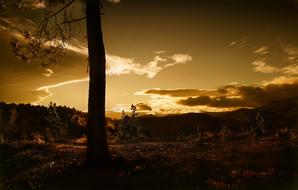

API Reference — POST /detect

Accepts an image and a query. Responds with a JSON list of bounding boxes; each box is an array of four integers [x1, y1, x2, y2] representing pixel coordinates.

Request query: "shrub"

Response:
[[45, 102, 68, 142], [113, 105, 146, 143], [251, 112, 266, 139]]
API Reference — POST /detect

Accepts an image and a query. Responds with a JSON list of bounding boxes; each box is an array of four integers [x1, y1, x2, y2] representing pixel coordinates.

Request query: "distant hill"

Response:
[[256, 96, 298, 131], [257, 96, 298, 119], [138, 113, 221, 138], [137, 96, 298, 137]]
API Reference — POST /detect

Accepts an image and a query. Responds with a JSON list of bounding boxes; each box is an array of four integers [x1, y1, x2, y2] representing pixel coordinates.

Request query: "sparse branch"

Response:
[[61, 16, 86, 25], [45, 0, 77, 21], [11, 0, 89, 67]]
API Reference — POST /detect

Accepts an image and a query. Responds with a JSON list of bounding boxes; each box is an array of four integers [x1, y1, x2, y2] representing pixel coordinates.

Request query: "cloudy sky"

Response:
[[0, 0, 298, 115]]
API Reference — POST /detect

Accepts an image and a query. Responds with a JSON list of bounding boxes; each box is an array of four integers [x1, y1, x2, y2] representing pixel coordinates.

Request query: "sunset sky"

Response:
[[0, 0, 298, 115]]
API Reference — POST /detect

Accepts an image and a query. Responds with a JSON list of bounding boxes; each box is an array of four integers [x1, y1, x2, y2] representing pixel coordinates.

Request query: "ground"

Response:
[[1, 137, 298, 190]]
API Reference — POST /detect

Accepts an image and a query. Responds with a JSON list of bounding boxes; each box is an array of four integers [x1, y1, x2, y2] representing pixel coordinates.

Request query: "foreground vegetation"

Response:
[[1, 100, 297, 189], [1, 135, 297, 190]]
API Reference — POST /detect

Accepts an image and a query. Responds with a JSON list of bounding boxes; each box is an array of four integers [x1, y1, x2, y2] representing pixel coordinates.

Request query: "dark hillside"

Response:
[[138, 113, 221, 138], [0, 102, 86, 142], [137, 96, 298, 137]]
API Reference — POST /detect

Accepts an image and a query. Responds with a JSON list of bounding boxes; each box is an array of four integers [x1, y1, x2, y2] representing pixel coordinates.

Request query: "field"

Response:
[[1, 136, 298, 190]]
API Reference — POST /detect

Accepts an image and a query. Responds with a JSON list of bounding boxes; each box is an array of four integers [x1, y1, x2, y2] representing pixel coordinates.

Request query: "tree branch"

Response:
[[45, 0, 77, 21], [61, 16, 86, 25]]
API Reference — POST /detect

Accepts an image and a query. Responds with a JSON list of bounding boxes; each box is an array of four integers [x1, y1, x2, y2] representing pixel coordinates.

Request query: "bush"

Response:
[[45, 102, 67, 140], [111, 105, 146, 143]]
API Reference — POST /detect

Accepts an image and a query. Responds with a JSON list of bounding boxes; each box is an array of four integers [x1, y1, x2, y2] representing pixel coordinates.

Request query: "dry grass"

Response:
[[1, 137, 298, 190]]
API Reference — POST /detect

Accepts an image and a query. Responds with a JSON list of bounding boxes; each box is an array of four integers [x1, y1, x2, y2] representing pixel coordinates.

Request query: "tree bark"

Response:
[[86, 0, 111, 165]]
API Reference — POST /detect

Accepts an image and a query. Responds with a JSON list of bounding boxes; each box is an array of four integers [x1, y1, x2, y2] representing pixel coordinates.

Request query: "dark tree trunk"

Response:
[[86, 0, 111, 165]]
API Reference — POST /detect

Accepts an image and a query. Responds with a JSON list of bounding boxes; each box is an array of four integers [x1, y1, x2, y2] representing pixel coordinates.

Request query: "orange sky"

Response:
[[0, 0, 298, 115]]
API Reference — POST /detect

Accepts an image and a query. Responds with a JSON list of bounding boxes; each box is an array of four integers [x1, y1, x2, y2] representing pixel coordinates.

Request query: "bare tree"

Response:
[[9, 0, 111, 165]]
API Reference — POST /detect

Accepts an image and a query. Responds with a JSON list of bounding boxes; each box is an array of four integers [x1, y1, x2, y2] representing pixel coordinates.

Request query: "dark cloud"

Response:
[[174, 83, 298, 108], [178, 96, 249, 108], [238, 83, 298, 106], [179, 83, 298, 108], [178, 96, 211, 106], [136, 103, 152, 111]]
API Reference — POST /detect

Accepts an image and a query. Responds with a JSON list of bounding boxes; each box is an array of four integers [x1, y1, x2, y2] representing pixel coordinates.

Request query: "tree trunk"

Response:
[[86, 0, 111, 165]]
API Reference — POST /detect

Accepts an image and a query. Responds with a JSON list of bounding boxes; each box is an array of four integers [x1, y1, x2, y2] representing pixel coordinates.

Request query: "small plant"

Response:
[[0, 134, 5, 144], [45, 102, 67, 142], [256, 112, 265, 132], [252, 112, 265, 138], [196, 124, 202, 140], [115, 104, 146, 143], [276, 121, 290, 138], [218, 123, 229, 143]]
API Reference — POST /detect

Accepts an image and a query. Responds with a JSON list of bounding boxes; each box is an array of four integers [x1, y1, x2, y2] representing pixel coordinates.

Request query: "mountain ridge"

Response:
[[137, 96, 298, 137]]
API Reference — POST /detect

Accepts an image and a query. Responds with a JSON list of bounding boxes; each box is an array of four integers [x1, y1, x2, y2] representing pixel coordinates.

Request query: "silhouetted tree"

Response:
[[9, 0, 111, 165], [85, 0, 111, 164]]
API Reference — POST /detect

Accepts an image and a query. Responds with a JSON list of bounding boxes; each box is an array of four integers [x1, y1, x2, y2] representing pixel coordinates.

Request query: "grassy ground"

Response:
[[1, 137, 298, 190]]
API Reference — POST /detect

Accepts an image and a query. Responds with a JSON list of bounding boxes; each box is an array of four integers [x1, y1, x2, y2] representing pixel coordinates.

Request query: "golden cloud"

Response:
[[141, 78, 298, 109], [136, 103, 152, 111], [179, 82, 298, 108], [139, 88, 219, 97], [251, 60, 280, 73]]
